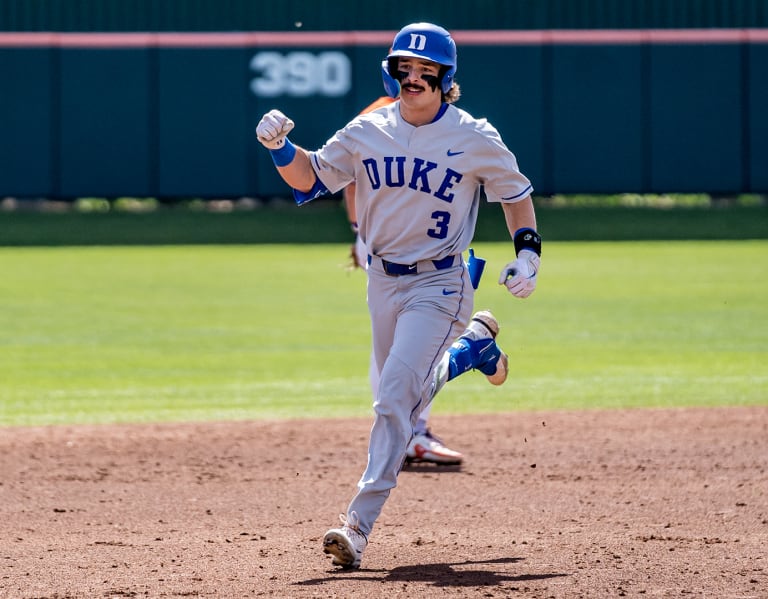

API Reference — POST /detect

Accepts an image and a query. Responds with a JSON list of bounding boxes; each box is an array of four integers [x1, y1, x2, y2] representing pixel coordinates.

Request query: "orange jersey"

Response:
[[359, 96, 397, 115]]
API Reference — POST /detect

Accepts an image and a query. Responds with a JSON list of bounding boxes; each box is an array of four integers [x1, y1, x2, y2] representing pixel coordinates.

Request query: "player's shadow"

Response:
[[296, 556, 568, 589], [401, 461, 463, 473]]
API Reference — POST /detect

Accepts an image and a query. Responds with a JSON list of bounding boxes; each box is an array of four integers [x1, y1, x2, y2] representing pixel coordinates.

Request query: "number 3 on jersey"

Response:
[[427, 210, 451, 239]]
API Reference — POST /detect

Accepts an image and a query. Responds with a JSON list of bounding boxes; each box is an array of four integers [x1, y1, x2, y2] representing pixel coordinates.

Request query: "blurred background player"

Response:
[[344, 95, 464, 466]]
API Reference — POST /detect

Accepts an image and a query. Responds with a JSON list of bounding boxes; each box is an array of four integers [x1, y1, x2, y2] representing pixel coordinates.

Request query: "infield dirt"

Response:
[[1, 406, 766, 598]]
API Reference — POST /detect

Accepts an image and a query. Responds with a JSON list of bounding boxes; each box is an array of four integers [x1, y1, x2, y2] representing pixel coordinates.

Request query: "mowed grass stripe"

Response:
[[0, 241, 765, 426]]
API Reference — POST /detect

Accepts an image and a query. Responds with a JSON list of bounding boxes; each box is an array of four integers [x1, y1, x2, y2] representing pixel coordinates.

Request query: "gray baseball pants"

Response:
[[346, 257, 474, 536]]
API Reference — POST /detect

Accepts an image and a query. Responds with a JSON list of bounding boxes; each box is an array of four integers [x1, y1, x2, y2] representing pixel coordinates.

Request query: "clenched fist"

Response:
[[256, 109, 295, 150]]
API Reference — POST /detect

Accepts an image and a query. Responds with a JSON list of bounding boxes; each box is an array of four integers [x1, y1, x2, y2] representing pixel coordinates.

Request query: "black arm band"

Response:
[[513, 228, 542, 256]]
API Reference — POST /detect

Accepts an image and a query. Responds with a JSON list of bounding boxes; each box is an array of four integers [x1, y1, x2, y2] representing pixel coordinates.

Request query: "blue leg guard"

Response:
[[446, 337, 502, 381]]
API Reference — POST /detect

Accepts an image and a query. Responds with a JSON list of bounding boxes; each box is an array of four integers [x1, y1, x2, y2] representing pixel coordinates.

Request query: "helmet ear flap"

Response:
[[438, 65, 453, 94], [381, 58, 401, 98]]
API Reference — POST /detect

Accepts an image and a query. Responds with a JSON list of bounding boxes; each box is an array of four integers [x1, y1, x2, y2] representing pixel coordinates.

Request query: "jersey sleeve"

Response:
[[306, 123, 361, 195], [475, 120, 533, 203]]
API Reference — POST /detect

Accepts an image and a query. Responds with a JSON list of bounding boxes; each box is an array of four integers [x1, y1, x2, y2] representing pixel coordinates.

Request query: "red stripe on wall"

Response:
[[0, 29, 766, 48], [457, 28, 768, 44], [0, 31, 391, 47]]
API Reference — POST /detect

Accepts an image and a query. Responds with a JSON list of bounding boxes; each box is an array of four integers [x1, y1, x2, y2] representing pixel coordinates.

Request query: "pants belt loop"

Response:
[[432, 255, 455, 270]]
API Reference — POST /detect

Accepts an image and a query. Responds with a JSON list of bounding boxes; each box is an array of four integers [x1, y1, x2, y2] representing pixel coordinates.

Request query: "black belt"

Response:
[[368, 254, 456, 276]]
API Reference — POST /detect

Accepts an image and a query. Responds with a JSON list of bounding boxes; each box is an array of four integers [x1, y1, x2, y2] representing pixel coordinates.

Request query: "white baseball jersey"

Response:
[[309, 101, 532, 265]]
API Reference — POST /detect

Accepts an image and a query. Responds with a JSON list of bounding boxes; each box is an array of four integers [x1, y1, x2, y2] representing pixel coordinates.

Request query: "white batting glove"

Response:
[[256, 109, 295, 150], [499, 249, 540, 298]]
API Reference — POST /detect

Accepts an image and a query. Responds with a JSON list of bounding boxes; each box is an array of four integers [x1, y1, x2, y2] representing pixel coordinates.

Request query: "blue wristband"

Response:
[[269, 139, 296, 167]]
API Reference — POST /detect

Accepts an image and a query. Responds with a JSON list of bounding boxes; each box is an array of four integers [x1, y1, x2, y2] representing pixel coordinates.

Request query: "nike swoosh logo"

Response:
[[446, 149, 464, 157], [408, 264, 417, 271], [442, 289, 458, 295]]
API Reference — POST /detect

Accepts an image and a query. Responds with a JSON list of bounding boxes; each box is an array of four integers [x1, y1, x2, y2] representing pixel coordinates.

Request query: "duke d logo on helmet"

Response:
[[407, 34, 427, 51]]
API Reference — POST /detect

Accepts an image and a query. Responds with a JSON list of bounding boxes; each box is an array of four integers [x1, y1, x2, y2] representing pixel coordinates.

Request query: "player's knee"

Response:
[[375, 359, 421, 424]]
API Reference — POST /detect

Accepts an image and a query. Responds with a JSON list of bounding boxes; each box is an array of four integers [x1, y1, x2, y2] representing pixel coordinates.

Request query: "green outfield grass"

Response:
[[1, 241, 766, 426]]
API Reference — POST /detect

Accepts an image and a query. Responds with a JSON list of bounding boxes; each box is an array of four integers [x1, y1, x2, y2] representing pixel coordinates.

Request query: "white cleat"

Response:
[[323, 511, 367, 569]]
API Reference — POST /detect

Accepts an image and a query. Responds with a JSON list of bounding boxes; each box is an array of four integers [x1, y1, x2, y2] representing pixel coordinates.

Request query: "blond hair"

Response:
[[444, 82, 461, 104]]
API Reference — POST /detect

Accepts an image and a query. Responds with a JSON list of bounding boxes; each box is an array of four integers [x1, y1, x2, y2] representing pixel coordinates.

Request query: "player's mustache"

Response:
[[396, 71, 433, 93]]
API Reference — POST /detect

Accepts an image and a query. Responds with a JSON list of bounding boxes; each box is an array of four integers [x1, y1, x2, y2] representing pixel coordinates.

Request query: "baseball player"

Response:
[[256, 22, 541, 569], [345, 95, 464, 466]]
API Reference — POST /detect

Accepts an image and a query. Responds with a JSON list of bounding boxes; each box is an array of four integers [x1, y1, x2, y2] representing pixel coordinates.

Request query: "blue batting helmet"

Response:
[[381, 23, 457, 97]]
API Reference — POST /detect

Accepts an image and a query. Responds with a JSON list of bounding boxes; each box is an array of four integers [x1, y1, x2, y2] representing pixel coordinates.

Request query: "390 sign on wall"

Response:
[[249, 51, 351, 97]]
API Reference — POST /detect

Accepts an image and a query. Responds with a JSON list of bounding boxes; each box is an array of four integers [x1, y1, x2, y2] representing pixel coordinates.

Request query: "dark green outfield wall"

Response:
[[2, 29, 766, 199], [2, 0, 766, 198]]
